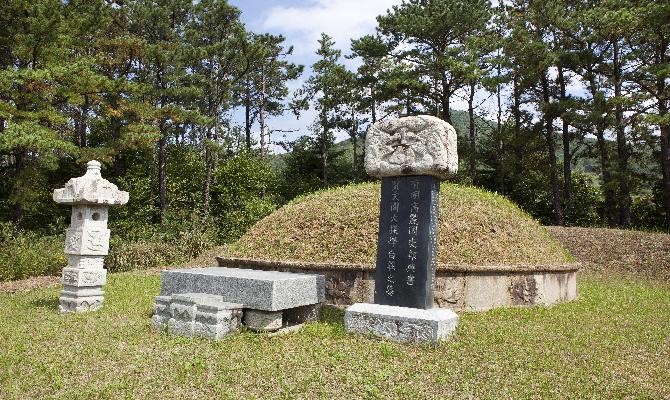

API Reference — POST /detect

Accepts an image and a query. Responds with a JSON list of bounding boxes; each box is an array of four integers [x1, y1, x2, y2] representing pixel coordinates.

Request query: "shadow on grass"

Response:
[[30, 296, 59, 310], [319, 306, 345, 325]]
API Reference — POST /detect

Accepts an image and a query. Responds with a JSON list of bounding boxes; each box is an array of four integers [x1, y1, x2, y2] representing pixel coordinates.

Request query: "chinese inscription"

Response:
[[373, 175, 441, 309]]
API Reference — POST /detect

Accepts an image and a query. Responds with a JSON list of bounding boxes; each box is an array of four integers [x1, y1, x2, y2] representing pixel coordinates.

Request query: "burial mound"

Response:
[[219, 183, 578, 311]]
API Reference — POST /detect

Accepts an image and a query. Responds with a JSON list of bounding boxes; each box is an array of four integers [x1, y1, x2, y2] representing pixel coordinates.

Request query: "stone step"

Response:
[[152, 293, 243, 340]]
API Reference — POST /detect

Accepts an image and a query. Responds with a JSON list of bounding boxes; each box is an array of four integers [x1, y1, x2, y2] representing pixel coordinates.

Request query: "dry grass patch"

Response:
[[548, 226, 670, 281], [224, 183, 571, 267]]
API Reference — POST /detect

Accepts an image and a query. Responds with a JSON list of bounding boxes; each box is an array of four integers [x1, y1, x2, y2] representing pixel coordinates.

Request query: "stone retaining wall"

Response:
[[216, 257, 579, 312]]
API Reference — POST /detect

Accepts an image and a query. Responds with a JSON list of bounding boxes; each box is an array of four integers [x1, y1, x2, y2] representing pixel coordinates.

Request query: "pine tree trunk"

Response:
[[658, 77, 670, 230], [613, 40, 631, 227], [110, 95, 123, 176], [587, 73, 617, 226], [496, 66, 505, 194], [245, 80, 251, 151], [320, 109, 329, 186], [259, 66, 267, 158], [558, 67, 572, 211], [468, 79, 476, 184], [352, 108, 358, 175], [158, 126, 168, 223], [512, 73, 524, 177], [441, 78, 451, 124], [77, 95, 90, 148], [541, 73, 564, 226], [370, 87, 377, 123], [202, 126, 212, 218], [12, 150, 25, 229]]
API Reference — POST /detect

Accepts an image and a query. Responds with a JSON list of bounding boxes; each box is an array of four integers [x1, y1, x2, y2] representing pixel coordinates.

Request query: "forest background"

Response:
[[1, 0, 669, 280]]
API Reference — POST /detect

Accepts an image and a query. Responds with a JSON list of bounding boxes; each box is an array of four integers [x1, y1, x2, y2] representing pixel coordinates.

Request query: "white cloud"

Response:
[[260, 0, 401, 57]]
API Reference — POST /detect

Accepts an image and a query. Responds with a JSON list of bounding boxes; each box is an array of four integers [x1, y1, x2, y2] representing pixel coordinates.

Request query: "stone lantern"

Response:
[[53, 160, 129, 313]]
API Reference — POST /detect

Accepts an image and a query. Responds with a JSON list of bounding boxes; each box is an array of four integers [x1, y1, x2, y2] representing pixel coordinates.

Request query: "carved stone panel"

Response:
[[508, 275, 538, 305], [61, 267, 107, 287], [364, 115, 458, 180], [433, 274, 465, 309], [64, 228, 110, 256]]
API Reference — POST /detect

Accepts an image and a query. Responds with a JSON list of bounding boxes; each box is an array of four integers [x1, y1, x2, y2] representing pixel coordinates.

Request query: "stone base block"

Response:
[[59, 285, 104, 314], [344, 303, 458, 344], [284, 303, 321, 324], [153, 293, 243, 340], [244, 309, 283, 331]]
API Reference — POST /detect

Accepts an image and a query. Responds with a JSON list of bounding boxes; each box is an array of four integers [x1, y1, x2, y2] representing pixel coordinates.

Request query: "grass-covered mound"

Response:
[[224, 183, 571, 267]]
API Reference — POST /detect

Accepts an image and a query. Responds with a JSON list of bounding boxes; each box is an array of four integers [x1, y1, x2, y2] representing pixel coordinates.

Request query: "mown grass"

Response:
[[1, 273, 668, 399], [226, 183, 571, 267]]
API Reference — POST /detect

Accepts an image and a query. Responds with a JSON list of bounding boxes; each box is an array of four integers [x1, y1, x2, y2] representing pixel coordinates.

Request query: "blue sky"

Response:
[[226, 1, 591, 152], [227, 0, 403, 150]]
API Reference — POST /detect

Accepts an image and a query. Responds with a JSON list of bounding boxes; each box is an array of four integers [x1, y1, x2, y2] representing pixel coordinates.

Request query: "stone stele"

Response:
[[54, 160, 128, 314], [364, 115, 458, 180]]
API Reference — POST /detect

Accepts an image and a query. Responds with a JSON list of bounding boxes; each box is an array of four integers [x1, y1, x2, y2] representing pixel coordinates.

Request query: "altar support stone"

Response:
[[53, 160, 129, 313], [345, 115, 459, 344]]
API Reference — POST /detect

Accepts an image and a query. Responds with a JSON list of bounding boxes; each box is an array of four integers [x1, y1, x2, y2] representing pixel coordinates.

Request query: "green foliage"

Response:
[[510, 170, 606, 227], [211, 153, 279, 242], [277, 136, 356, 200], [0, 223, 66, 281], [631, 183, 667, 232]]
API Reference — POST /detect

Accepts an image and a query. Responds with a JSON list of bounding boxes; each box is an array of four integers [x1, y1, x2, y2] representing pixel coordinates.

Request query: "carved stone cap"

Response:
[[53, 160, 129, 206], [364, 115, 458, 180]]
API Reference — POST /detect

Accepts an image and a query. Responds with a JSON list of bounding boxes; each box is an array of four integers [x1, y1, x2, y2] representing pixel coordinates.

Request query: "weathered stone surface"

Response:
[[153, 293, 243, 339], [59, 286, 104, 313], [433, 274, 465, 309], [61, 267, 107, 287], [64, 227, 111, 256], [364, 115, 458, 180], [53, 160, 129, 205], [66, 255, 105, 269], [160, 267, 325, 311], [215, 258, 579, 311], [151, 296, 172, 329], [55, 160, 127, 314], [244, 309, 283, 331], [508, 274, 538, 306], [344, 303, 458, 344]]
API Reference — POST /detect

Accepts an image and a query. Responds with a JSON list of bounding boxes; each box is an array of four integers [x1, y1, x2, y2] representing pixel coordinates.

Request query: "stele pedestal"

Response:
[[344, 115, 460, 344], [53, 160, 129, 314]]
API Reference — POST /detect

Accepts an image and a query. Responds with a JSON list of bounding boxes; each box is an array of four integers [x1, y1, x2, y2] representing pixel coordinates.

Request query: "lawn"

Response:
[[1, 273, 668, 399]]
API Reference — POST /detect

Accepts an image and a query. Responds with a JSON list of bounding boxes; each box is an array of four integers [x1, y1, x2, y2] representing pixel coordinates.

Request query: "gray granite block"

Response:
[[160, 267, 325, 311], [168, 318, 195, 337], [153, 293, 243, 339], [151, 295, 172, 329], [244, 310, 283, 331], [344, 303, 458, 344]]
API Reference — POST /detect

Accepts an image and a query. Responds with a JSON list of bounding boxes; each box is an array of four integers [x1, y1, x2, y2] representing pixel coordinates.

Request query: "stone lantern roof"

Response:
[[53, 160, 129, 206]]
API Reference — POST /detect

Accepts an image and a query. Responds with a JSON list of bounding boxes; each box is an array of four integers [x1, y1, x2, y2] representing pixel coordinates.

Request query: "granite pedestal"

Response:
[[344, 303, 458, 344]]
